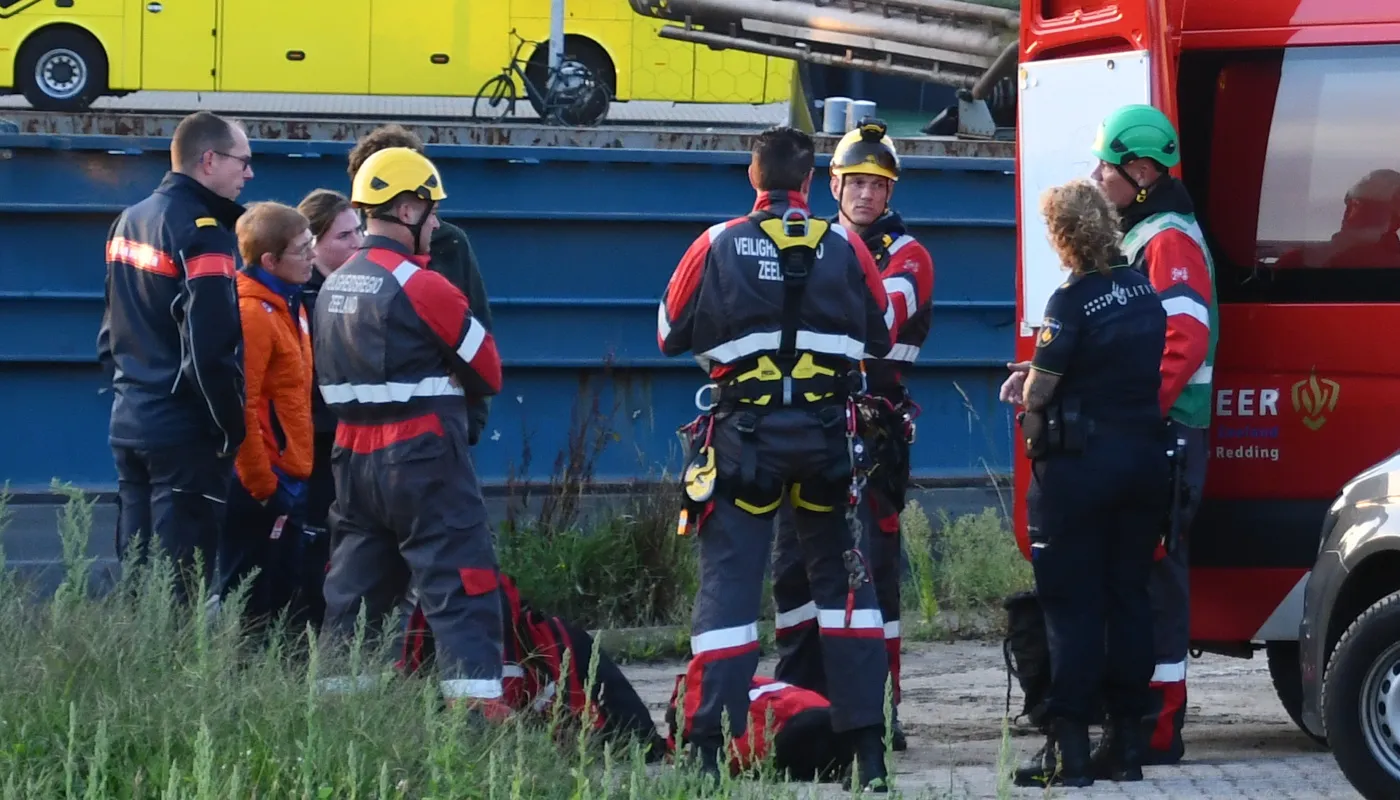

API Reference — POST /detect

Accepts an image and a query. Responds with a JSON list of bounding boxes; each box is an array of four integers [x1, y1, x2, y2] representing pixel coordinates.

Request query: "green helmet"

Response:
[[1091, 104, 1180, 169]]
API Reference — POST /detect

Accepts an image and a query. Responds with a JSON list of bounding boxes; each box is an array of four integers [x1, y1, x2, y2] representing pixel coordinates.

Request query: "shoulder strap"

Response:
[[750, 208, 830, 359]]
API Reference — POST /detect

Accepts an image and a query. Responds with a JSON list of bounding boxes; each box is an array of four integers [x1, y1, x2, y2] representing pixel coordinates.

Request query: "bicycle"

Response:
[[472, 29, 611, 127]]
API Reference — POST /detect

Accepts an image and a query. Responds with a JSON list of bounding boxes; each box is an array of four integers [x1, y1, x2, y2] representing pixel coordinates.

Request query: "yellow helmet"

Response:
[[351, 146, 447, 208], [831, 118, 900, 181]]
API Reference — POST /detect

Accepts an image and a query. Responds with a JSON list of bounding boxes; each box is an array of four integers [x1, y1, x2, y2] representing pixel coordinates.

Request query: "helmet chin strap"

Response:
[[370, 202, 435, 255], [1115, 163, 1162, 204]]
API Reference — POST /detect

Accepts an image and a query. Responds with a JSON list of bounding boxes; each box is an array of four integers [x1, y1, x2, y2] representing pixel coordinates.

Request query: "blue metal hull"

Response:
[[0, 134, 1016, 493]]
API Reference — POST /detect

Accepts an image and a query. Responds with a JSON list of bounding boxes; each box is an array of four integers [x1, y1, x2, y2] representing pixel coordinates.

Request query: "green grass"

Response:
[[496, 484, 697, 632], [902, 501, 1033, 631], [4, 485, 1010, 798]]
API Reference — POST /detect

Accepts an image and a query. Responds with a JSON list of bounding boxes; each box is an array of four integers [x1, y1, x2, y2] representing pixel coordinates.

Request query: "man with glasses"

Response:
[[98, 110, 254, 604]]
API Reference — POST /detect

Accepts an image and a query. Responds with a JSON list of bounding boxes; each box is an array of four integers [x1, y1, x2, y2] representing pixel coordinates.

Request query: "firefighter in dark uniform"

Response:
[[312, 147, 509, 715], [1003, 180, 1169, 788], [97, 110, 252, 604], [658, 125, 895, 791], [771, 119, 935, 751]]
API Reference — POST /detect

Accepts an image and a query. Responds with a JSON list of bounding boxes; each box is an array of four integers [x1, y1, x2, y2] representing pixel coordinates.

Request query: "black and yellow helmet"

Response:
[[831, 118, 900, 181], [351, 146, 447, 208]]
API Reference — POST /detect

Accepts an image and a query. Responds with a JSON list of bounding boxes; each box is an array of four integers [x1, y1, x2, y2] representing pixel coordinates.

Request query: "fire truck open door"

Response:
[[1012, 45, 1157, 561], [1016, 50, 1152, 333]]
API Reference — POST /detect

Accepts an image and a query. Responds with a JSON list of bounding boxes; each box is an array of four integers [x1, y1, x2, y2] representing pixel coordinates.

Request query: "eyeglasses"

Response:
[[281, 241, 315, 260], [213, 150, 253, 169]]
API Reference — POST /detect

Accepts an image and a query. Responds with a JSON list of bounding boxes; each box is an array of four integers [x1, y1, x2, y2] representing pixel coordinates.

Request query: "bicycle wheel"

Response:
[[472, 74, 517, 123]]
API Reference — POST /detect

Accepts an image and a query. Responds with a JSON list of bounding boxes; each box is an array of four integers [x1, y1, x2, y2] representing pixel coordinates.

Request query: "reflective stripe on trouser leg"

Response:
[[789, 488, 888, 733], [682, 492, 775, 745], [772, 499, 827, 695], [1147, 536, 1189, 753]]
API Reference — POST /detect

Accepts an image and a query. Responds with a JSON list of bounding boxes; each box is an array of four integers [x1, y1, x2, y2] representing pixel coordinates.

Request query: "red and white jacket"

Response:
[[313, 235, 502, 449]]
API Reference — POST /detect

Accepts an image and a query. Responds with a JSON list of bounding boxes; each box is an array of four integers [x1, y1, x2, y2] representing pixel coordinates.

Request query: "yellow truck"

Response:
[[0, 0, 791, 112]]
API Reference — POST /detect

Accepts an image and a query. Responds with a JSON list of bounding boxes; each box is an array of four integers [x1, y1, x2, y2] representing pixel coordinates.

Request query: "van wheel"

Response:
[[1266, 641, 1328, 747], [17, 27, 108, 111], [1322, 590, 1400, 800]]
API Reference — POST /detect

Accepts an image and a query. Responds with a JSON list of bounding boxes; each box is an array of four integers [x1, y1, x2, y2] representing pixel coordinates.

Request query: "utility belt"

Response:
[[1017, 398, 1092, 459], [700, 353, 863, 412], [709, 371, 859, 409]]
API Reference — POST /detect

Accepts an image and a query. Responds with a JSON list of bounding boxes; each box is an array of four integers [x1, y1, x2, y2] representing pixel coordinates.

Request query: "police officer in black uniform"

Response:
[[1001, 179, 1170, 788]]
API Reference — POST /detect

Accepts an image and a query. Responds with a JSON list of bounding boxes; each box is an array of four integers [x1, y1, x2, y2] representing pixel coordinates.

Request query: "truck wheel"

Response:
[[1266, 641, 1328, 747], [1322, 590, 1400, 800], [17, 27, 108, 112]]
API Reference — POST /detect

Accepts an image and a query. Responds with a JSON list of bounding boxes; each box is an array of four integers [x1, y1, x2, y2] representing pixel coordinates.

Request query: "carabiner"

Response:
[[694, 382, 718, 412]]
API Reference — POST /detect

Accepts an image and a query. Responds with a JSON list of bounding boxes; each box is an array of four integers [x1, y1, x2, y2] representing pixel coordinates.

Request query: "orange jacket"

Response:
[[234, 271, 314, 500]]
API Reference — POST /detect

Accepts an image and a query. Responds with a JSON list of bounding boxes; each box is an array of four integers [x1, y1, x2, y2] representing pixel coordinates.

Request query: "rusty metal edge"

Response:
[[0, 110, 1015, 157]]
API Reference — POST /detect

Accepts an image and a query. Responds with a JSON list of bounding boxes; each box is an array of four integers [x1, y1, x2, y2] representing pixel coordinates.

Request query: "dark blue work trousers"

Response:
[[216, 478, 322, 631], [113, 444, 233, 604], [1027, 429, 1169, 725]]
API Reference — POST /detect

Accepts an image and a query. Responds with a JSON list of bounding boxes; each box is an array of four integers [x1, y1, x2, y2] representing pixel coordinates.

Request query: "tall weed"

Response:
[[900, 501, 1033, 624], [0, 489, 835, 798], [493, 365, 697, 630]]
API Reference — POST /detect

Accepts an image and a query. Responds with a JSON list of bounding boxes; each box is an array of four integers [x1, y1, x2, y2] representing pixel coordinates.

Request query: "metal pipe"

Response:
[[549, 0, 565, 77], [631, 0, 1018, 28], [635, 0, 1010, 59], [877, 0, 1019, 27], [656, 25, 980, 87], [971, 39, 1019, 100]]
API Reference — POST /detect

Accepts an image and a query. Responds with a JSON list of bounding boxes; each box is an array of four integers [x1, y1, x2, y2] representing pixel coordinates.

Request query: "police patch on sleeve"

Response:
[[1037, 318, 1062, 348]]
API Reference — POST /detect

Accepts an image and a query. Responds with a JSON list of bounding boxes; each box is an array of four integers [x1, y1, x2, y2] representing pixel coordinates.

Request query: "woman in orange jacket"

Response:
[[214, 201, 317, 628]]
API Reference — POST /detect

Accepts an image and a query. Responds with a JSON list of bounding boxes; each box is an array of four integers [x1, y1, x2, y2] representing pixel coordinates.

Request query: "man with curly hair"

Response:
[[346, 125, 496, 446]]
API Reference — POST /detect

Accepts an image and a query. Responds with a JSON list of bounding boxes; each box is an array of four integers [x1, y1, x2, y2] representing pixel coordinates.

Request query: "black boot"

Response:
[[1013, 719, 1094, 788], [1051, 717, 1095, 788], [1090, 716, 1146, 781], [890, 709, 908, 752], [1012, 733, 1057, 788], [1089, 719, 1119, 780], [841, 726, 890, 793], [1112, 716, 1146, 781], [687, 741, 723, 788]]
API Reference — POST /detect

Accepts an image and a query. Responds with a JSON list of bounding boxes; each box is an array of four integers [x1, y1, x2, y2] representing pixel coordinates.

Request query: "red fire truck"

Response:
[[1012, 0, 1400, 745]]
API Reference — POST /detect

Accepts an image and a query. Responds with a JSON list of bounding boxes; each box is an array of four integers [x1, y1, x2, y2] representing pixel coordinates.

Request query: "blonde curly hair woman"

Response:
[[1000, 178, 1173, 789], [1042, 179, 1124, 277]]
